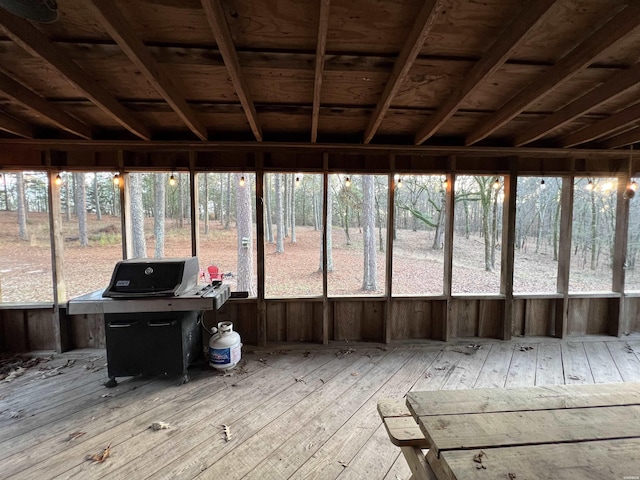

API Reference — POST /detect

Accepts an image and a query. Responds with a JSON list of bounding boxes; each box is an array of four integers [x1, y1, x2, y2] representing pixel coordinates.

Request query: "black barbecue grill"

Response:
[[68, 257, 230, 387]]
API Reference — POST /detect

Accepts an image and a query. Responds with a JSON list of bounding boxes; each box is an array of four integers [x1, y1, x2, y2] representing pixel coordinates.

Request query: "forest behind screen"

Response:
[[0, 170, 638, 303]]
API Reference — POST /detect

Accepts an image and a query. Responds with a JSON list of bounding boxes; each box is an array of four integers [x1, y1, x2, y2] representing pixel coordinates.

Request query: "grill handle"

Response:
[[109, 321, 138, 328], [148, 320, 177, 327]]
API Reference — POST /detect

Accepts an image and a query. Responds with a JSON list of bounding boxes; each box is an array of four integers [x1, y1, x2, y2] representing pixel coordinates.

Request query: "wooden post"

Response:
[[555, 174, 574, 338], [384, 154, 396, 343], [442, 157, 455, 341], [255, 152, 267, 346], [117, 151, 131, 259], [500, 159, 517, 340], [189, 152, 200, 259], [47, 153, 68, 352], [322, 152, 329, 344], [612, 174, 630, 336]]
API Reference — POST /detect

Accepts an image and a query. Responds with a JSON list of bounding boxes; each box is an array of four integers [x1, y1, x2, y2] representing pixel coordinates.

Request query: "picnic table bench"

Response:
[[379, 382, 640, 480]]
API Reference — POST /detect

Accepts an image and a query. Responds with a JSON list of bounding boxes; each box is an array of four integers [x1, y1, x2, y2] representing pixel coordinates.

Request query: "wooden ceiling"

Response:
[[1, 0, 640, 154]]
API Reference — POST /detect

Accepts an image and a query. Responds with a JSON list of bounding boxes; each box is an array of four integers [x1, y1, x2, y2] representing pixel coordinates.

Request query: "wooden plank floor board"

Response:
[[534, 342, 564, 385], [1, 337, 639, 480]]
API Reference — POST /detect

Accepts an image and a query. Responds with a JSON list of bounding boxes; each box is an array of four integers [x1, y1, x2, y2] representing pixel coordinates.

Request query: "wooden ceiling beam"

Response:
[[87, 0, 208, 141], [311, 0, 330, 143], [562, 102, 640, 147], [414, 0, 555, 145], [0, 112, 34, 138], [200, 0, 262, 142], [0, 9, 150, 141], [515, 63, 640, 146], [465, 3, 640, 146], [0, 70, 92, 140], [363, 0, 442, 144], [601, 126, 640, 149]]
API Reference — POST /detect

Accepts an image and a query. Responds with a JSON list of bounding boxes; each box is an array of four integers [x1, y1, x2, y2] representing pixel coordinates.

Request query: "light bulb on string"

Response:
[[492, 177, 500, 190], [586, 179, 594, 191], [168, 173, 177, 186], [239, 175, 245, 187], [54, 173, 62, 186], [540, 179, 546, 190], [396, 177, 402, 188], [344, 176, 351, 187], [113, 173, 120, 186]]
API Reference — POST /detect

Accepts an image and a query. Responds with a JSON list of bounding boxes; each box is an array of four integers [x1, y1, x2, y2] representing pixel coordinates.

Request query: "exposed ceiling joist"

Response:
[[0, 9, 150, 141], [602, 126, 640, 149], [311, 0, 330, 143], [515, 63, 640, 146], [0, 69, 92, 140], [200, 0, 262, 142], [87, 0, 208, 141], [414, 0, 555, 146], [0, 111, 34, 138], [465, 2, 640, 146], [562, 102, 640, 147], [363, 0, 442, 144]]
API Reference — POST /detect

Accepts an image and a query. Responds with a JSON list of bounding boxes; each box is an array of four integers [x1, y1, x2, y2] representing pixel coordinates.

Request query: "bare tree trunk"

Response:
[[590, 190, 597, 270], [490, 187, 499, 269], [275, 173, 285, 253], [154, 173, 165, 258], [1, 173, 8, 210], [319, 176, 334, 272], [284, 173, 290, 238], [16, 172, 28, 241], [64, 173, 71, 221], [362, 176, 377, 291], [204, 173, 210, 235], [235, 173, 255, 296], [225, 173, 231, 229], [74, 173, 89, 246], [178, 173, 185, 228], [130, 173, 147, 258], [94, 173, 102, 221], [290, 173, 297, 243], [265, 174, 274, 243]]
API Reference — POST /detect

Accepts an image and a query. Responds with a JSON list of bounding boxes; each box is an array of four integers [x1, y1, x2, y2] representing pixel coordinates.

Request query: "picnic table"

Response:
[[380, 382, 640, 479]]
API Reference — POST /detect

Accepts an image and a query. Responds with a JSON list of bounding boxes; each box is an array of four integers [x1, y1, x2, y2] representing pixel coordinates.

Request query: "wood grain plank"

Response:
[[421, 405, 640, 456], [441, 345, 491, 390], [583, 341, 623, 384], [562, 341, 595, 384], [473, 342, 513, 388], [439, 439, 640, 480], [535, 342, 564, 386], [310, 0, 330, 143], [505, 342, 538, 387], [606, 340, 640, 382]]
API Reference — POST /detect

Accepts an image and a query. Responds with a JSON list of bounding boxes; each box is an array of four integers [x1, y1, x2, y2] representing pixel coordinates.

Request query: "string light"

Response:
[[396, 177, 402, 188], [295, 175, 300, 186], [113, 173, 120, 186], [239, 175, 245, 187], [344, 176, 351, 187], [540, 179, 546, 190], [492, 177, 500, 190], [54, 173, 62, 186], [169, 173, 177, 186], [586, 179, 594, 191], [624, 144, 637, 200]]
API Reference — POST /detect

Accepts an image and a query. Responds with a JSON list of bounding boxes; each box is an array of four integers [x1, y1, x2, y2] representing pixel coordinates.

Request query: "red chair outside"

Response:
[[207, 265, 223, 282]]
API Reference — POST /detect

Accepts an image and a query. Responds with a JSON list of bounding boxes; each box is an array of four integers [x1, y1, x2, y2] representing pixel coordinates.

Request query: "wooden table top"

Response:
[[406, 383, 640, 480]]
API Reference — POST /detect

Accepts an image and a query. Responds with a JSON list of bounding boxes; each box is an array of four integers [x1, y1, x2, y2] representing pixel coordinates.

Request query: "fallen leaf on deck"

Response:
[[101, 393, 114, 398], [568, 374, 583, 380], [9, 410, 24, 418], [425, 371, 432, 378], [518, 345, 534, 352], [351, 372, 359, 376], [472, 451, 486, 463], [86, 443, 111, 463], [294, 377, 305, 383], [67, 431, 86, 441], [508, 473, 517, 479], [2, 367, 26, 383], [222, 424, 232, 442], [467, 344, 481, 350], [150, 421, 171, 431], [336, 348, 356, 358], [434, 366, 446, 370], [338, 461, 348, 468]]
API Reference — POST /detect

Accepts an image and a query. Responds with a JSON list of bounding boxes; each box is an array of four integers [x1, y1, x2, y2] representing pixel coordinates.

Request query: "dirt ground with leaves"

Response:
[[0, 211, 632, 303]]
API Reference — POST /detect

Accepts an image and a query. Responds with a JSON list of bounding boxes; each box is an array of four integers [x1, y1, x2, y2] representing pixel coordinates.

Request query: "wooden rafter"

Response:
[[0, 9, 150, 140], [87, 0, 207, 141], [0, 69, 92, 139], [465, 3, 640, 146], [515, 63, 640, 146], [311, 0, 330, 143], [363, 0, 442, 144], [0, 111, 34, 138], [562, 102, 640, 148], [602, 126, 640, 149], [200, 0, 262, 142], [414, 0, 555, 146]]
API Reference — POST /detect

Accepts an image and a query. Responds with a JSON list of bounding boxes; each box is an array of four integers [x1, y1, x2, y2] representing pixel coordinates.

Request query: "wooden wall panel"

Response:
[[525, 299, 555, 336], [362, 302, 384, 342], [68, 313, 105, 349], [626, 297, 640, 333], [567, 298, 612, 335], [512, 299, 525, 337], [478, 300, 503, 339], [266, 302, 286, 342], [334, 301, 365, 341], [286, 302, 315, 342], [0, 310, 28, 352], [450, 299, 478, 338]]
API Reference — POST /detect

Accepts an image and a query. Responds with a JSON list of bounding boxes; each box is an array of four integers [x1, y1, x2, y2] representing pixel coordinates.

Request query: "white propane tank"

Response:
[[209, 321, 242, 370]]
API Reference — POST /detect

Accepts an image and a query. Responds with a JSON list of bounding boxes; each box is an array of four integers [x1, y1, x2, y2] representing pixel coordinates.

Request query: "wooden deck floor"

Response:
[[2, 336, 640, 479]]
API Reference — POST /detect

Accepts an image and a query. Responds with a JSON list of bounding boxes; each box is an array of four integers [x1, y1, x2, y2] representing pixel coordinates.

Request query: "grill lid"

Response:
[[102, 257, 199, 298]]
